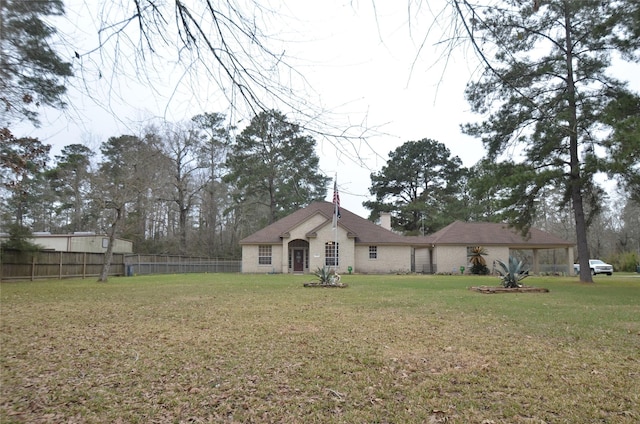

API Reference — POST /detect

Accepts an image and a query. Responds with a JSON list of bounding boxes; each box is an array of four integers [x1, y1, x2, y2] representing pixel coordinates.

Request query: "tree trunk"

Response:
[[564, 4, 592, 283], [269, 177, 277, 224], [98, 207, 122, 282], [179, 203, 188, 253]]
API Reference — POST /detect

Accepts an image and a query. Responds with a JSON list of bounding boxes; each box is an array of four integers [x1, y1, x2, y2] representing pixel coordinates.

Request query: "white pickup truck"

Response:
[[574, 259, 613, 276]]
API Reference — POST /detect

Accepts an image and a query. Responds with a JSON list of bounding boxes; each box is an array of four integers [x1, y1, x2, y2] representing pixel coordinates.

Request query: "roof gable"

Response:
[[239, 201, 410, 245]]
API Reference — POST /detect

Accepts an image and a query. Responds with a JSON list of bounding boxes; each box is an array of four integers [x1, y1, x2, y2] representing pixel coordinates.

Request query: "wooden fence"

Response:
[[0, 250, 126, 281], [0, 250, 241, 281]]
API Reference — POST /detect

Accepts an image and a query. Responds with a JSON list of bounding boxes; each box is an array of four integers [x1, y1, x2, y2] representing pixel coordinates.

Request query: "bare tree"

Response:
[[191, 112, 231, 256], [156, 121, 210, 253], [69, 1, 386, 170], [94, 134, 161, 281]]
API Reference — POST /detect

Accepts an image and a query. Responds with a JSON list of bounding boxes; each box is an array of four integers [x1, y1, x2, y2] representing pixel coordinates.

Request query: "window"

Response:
[[258, 245, 272, 265], [369, 245, 377, 259], [325, 242, 339, 266]]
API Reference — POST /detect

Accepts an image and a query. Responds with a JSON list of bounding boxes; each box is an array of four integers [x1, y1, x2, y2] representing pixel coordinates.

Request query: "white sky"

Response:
[[15, 0, 638, 218]]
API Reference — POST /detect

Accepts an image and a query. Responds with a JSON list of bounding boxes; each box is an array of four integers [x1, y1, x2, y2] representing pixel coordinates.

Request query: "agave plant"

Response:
[[313, 266, 341, 285], [495, 256, 529, 288]]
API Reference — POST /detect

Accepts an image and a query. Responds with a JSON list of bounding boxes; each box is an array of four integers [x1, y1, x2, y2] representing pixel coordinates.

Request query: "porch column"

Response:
[[282, 240, 288, 274], [566, 247, 574, 275], [532, 249, 539, 274]]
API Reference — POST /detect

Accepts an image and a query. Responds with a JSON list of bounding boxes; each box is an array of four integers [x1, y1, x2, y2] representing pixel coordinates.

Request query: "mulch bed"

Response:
[[469, 285, 549, 294]]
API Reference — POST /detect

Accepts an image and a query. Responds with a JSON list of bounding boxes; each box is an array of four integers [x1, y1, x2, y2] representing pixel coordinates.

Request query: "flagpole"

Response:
[[333, 174, 339, 273]]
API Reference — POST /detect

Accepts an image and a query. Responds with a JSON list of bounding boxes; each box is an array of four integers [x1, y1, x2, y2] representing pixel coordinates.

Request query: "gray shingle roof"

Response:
[[239, 203, 574, 248], [423, 220, 574, 247], [239, 201, 412, 245]]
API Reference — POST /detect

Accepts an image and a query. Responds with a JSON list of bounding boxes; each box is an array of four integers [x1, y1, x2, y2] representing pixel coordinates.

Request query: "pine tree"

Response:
[[225, 110, 329, 225], [1, 0, 73, 126], [364, 138, 466, 234], [458, 0, 640, 282]]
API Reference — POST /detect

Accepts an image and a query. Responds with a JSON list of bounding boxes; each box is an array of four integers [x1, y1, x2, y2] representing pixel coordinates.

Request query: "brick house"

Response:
[[239, 201, 575, 274]]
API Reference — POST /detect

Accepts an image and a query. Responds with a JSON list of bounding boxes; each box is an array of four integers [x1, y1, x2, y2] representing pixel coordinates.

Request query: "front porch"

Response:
[[288, 239, 310, 273]]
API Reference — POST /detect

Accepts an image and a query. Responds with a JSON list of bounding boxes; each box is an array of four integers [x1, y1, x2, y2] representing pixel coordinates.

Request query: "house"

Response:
[[239, 201, 575, 274], [0, 232, 134, 254], [240, 201, 417, 274], [413, 221, 575, 275]]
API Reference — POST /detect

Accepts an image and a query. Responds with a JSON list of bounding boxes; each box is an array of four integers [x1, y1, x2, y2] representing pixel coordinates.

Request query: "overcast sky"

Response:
[[19, 0, 639, 218]]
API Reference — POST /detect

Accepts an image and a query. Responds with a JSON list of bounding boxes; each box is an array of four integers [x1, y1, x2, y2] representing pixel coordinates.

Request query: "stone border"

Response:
[[469, 286, 549, 294], [303, 282, 348, 288]]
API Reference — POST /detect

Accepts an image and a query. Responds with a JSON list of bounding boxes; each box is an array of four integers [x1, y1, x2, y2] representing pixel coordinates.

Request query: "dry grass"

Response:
[[2, 273, 639, 423]]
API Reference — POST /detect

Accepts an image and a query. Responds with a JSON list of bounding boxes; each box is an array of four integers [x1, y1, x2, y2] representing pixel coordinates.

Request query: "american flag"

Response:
[[333, 178, 341, 219]]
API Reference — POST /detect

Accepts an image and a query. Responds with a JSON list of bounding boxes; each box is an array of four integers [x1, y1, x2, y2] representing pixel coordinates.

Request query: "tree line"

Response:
[[3, 125, 639, 272], [1, 110, 329, 259]]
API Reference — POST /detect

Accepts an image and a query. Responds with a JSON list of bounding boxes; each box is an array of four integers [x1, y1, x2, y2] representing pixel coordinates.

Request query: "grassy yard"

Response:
[[1, 273, 639, 423]]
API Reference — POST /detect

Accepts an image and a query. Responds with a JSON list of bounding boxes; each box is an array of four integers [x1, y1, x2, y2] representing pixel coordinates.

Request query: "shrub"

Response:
[[605, 251, 639, 272], [470, 263, 490, 275], [0, 223, 42, 252], [495, 256, 529, 288]]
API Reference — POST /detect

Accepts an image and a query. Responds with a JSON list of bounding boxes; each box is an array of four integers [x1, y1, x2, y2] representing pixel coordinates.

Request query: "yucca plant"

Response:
[[467, 246, 489, 275], [495, 256, 529, 288]]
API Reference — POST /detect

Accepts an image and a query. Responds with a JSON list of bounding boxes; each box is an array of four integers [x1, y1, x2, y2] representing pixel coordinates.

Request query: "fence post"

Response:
[[31, 254, 36, 281], [59, 251, 63, 279]]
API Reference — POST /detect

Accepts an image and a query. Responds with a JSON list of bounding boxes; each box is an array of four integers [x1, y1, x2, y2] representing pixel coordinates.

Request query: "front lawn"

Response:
[[2, 273, 639, 423]]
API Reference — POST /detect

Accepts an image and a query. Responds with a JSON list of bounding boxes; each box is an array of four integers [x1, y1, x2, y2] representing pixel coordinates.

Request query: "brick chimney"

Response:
[[379, 212, 392, 230]]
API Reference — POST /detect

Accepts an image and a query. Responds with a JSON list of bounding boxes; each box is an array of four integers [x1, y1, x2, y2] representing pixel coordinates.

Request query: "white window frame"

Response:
[[258, 245, 272, 265], [324, 242, 339, 267]]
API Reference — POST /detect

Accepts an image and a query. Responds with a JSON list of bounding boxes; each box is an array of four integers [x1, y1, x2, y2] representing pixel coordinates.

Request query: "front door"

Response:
[[293, 249, 304, 272]]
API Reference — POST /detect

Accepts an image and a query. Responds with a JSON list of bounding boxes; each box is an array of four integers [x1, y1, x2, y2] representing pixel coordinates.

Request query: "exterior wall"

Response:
[[35, 237, 69, 251], [241, 245, 259, 273], [433, 245, 511, 274], [307, 223, 354, 274], [433, 245, 468, 274], [24, 235, 133, 253], [354, 244, 412, 274], [271, 244, 284, 273], [288, 214, 327, 240], [69, 237, 132, 253], [241, 244, 283, 273], [482, 247, 510, 273], [68, 236, 106, 253]]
